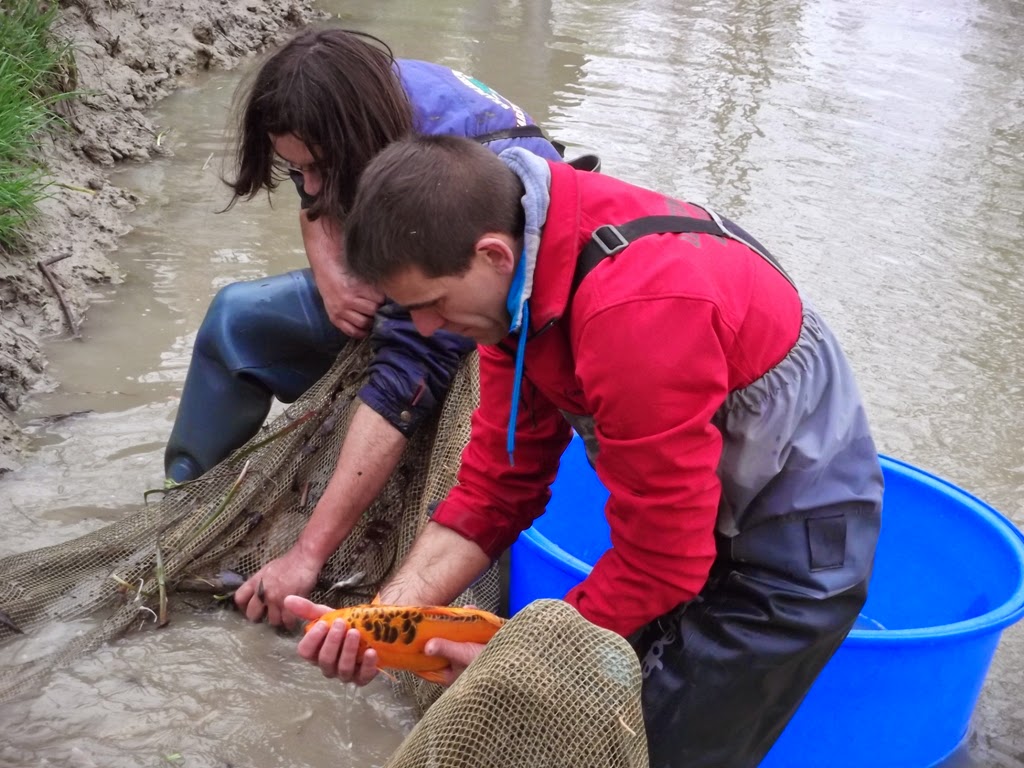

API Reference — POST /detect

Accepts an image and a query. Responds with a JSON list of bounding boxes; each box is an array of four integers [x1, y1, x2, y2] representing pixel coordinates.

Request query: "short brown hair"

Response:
[[345, 135, 525, 285], [223, 28, 414, 222]]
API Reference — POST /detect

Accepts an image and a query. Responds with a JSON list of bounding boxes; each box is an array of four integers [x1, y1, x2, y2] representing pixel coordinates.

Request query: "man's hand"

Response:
[[317, 265, 384, 338], [422, 637, 486, 686], [286, 595, 381, 686], [234, 548, 321, 628]]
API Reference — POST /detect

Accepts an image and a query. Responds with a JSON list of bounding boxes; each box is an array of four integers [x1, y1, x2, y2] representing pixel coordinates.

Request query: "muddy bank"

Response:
[[0, 0, 323, 473]]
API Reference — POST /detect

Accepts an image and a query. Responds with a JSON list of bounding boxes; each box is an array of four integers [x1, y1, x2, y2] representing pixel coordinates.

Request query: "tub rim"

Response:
[[517, 453, 1024, 645]]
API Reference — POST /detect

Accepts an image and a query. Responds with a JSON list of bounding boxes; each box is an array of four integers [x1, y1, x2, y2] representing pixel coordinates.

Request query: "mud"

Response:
[[0, 0, 324, 472]]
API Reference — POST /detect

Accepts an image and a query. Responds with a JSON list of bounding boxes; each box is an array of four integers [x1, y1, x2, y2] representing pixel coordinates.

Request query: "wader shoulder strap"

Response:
[[474, 125, 549, 144], [475, 126, 606, 172], [572, 207, 795, 292]]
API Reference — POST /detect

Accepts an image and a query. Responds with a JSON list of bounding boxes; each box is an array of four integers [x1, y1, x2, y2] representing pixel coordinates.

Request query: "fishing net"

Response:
[[0, 340, 649, 767], [384, 598, 649, 768], [0, 340, 491, 711]]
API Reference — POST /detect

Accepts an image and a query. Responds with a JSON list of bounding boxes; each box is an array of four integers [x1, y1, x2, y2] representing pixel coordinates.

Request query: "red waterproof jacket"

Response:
[[432, 160, 803, 637]]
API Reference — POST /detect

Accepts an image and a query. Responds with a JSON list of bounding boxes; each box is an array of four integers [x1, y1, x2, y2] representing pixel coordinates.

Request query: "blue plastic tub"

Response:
[[508, 435, 1024, 768]]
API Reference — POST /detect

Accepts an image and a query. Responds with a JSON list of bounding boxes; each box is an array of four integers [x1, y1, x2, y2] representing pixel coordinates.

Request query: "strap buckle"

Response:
[[591, 225, 630, 256]]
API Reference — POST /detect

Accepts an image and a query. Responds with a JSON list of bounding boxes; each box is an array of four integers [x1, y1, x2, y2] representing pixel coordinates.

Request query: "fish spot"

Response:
[[400, 619, 416, 644]]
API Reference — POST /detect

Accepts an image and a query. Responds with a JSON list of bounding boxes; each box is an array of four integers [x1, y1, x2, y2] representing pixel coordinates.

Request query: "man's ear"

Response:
[[476, 234, 517, 275]]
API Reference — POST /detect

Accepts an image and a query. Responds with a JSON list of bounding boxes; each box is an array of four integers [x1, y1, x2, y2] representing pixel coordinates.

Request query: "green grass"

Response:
[[0, 0, 76, 250]]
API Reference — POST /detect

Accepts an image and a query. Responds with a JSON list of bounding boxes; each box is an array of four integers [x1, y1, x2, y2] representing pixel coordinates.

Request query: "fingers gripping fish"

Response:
[[306, 604, 506, 684]]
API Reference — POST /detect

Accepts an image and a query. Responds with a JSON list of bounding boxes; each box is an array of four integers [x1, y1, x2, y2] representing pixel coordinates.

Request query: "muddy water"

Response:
[[2, 0, 1022, 765]]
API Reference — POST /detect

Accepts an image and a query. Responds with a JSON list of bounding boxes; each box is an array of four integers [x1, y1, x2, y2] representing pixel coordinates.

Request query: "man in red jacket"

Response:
[[287, 134, 883, 768]]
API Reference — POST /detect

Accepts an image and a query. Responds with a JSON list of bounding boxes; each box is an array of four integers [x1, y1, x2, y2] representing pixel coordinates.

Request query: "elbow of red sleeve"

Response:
[[430, 500, 517, 561]]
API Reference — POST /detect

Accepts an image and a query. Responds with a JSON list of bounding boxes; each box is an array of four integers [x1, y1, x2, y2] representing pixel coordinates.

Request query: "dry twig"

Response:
[[36, 252, 80, 338]]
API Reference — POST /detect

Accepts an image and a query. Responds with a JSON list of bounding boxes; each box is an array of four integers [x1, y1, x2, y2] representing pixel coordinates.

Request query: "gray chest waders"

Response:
[[572, 212, 882, 768]]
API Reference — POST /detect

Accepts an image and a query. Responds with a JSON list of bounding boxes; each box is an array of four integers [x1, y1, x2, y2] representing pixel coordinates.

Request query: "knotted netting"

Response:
[[0, 340, 487, 708], [384, 598, 649, 768], [0, 340, 648, 766]]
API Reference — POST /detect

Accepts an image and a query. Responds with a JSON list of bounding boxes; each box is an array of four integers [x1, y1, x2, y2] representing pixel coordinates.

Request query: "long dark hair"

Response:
[[224, 28, 414, 222]]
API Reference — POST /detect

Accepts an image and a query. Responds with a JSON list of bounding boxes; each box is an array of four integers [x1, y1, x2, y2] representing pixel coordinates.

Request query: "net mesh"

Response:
[[384, 599, 649, 768], [0, 341, 490, 707], [0, 341, 648, 767]]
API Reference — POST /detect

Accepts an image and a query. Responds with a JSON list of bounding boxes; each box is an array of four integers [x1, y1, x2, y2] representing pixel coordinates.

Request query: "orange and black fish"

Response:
[[306, 604, 505, 684]]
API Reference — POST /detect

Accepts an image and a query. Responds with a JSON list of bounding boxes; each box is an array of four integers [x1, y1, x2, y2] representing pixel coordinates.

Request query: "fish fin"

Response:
[[414, 668, 449, 685]]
